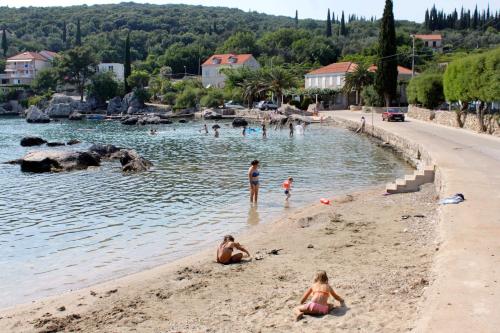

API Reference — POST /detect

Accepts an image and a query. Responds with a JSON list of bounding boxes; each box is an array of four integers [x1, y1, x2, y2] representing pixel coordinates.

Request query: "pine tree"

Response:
[[295, 10, 298, 28], [124, 31, 131, 93], [375, 0, 397, 107], [340, 11, 347, 36], [62, 21, 67, 46], [326, 9, 332, 37], [1, 28, 7, 57], [76, 19, 82, 46]]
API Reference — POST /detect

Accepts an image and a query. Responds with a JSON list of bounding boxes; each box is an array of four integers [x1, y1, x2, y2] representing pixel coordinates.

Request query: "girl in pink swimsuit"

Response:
[[294, 271, 345, 321]]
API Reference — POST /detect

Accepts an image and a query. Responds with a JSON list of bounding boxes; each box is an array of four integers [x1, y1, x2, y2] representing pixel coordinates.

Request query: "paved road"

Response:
[[325, 111, 500, 333]]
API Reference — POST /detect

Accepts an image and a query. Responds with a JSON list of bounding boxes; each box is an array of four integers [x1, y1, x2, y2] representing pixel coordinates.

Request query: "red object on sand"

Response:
[[320, 198, 330, 205]]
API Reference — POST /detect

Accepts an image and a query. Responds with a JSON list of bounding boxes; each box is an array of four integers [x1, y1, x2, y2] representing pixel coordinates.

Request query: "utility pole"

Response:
[[410, 34, 416, 77]]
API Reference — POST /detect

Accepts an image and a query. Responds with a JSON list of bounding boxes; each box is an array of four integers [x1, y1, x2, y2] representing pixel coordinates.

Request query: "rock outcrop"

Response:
[[232, 118, 248, 127], [88, 144, 121, 159], [0, 100, 24, 116], [119, 149, 153, 172], [46, 103, 72, 118], [66, 139, 81, 145], [45, 95, 91, 118], [20, 136, 47, 147], [25, 106, 50, 123], [121, 92, 144, 114], [121, 116, 139, 125], [17, 151, 100, 173], [68, 112, 84, 121], [46, 142, 66, 147], [107, 96, 123, 115]]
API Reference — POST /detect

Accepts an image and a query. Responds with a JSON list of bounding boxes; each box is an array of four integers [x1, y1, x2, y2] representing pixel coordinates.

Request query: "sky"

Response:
[[1, 1, 495, 22]]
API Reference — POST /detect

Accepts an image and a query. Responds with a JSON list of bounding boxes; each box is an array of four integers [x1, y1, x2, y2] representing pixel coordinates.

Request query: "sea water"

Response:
[[0, 118, 411, 307]]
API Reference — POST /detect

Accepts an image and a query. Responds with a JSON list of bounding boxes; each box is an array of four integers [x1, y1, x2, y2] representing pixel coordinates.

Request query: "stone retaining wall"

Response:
[[408, 105, 500, 136]]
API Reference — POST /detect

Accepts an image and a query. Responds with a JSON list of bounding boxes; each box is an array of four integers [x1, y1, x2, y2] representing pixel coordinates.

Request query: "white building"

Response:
[[415, 34, 443, 52], [0, 51, 57, 86], [305, 61, 415, 108], [201, 54, 260, 88], [97, 63, 125, 81]]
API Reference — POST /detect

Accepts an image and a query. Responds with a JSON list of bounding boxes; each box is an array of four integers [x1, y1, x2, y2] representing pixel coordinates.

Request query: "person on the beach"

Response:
[[262, 123, 267, 138], [242, 126, 247, 136], [214, 127, 220, 138], [289, 122, 294, 137], [283, 177, 293, 201], [217, 235, 250, 264], [356, 116, 366, 133], [248, 160, 260, 203], [294, 271, 345, 321]]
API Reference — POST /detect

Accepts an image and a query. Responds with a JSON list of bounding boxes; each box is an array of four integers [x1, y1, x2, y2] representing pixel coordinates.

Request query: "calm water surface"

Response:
[[0, 117, 411, 307]]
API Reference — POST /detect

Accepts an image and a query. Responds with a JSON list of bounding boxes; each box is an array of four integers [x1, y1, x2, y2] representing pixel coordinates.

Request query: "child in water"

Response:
[[282, 177, 293, 201], [294, 271, 345, 321]]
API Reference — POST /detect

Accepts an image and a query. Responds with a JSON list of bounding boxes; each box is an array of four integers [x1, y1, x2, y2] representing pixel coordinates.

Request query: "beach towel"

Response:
[[439, 193, 465, 205]]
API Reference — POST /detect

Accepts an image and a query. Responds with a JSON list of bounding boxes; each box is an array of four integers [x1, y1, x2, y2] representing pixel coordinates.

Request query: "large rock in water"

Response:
[[88, 144, 121, 158], [1, 101, 24, 116], [137, 115, 160, 125], [107, 96, 122, 115], [20, 136, 47, 147], [46, 103, 72, 118], [68, 112, 84, 121], [121, 116, 139, 125], [25, 106, 50, 123], [121, 92, 144, 114], [118, 149, 153, 172], [18, 151, 100, 173], [232, 117, 248, 127]]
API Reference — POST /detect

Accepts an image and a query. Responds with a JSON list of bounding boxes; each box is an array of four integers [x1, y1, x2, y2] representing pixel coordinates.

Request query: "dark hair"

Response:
[[223, 235, 234, 242], [251, 160, 259, 166]]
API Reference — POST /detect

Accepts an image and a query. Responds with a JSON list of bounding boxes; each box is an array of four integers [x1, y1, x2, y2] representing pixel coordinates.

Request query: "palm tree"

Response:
[[343, 63, 374, 105], [261, 67, 296, 106]]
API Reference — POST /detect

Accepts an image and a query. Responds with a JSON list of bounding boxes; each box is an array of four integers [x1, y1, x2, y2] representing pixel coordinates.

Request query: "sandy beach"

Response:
[[0, 183, 438, 333]]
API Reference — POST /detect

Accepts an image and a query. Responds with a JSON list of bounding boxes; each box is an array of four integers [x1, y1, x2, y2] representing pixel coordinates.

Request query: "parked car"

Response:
[[224, 101, 245, 109], [257, 100, 278, 110], [382, 108, 405, 122]]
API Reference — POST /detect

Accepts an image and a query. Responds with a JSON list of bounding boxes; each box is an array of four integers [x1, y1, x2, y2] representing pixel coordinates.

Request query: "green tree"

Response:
[[406, 73, 444, 109], [57, 46, 98, 102], [31, 67, 59, 94], [444, 48, 500, 131], [124, 31, 131, 93], [76, 19, 82, 46], [200, 88, 224, 108], [361, 84, 383, 106], [375, 0, 398, 106], [342, 63, 375, 105], [1, 28, 7, 57], [87, 71, 121, 105], [127, 70, 150, 90], [217, 31, 258, 55], [340, 11, 347, 36], [295, 10, 299, 28], [264, 66, 296, 105], [62, 21, 67, 47], [326, 9, 332, 37]]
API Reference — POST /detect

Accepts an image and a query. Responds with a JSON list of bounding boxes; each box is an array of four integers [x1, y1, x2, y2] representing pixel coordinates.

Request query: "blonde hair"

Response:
[[314, 270, 329, 284]]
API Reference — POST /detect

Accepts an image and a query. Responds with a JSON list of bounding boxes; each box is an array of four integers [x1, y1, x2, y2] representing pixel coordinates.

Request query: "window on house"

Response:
[[108, 66, 114, 71], [24, 64, 28, 68], [336, 76, 341, 86], [432, 41, 437, 47]]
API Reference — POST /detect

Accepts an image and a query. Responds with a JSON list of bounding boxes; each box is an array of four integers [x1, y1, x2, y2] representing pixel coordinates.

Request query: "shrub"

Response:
[[133, 88, 151, 104], [87, 72, 120, 104], [200, 89, 224, 108], [361, 85, 383, 107], [174, 87, 199, 109], [28, 95, 45, 107], [162, 92, 176, 105], [407, 73, 444, 109]]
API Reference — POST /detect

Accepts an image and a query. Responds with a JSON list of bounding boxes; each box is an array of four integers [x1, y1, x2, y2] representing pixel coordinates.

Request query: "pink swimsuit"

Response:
[[305, 301, 329, 314]]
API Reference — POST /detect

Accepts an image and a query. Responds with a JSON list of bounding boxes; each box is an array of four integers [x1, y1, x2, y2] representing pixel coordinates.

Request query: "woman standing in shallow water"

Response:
[[248, 160, 260, 203]]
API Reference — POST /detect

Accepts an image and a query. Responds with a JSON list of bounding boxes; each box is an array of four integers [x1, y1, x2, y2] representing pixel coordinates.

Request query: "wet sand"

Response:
[[0, 184, 438, 333]]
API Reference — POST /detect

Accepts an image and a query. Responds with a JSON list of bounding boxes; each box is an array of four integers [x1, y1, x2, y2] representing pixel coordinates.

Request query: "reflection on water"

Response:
[[0, 118, 411, 308]]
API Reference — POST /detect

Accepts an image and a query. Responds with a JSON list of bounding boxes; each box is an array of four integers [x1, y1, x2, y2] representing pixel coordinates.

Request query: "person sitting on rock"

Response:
[[216, 235, 250, 264]]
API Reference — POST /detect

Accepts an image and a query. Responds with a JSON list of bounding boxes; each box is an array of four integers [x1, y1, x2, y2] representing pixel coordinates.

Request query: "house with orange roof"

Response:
[[415, 34, 443, 52], [305, 61, 415, 108], [0, 51, 57, 86], [201, 54, 260, 88]]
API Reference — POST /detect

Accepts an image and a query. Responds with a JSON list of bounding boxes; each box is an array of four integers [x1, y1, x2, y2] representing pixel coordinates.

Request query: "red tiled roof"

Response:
[[306, 62, 357, 75], [39, 50, 58, 59], [202, 54, 254, 66], [368, 64, 414, 75], [415, 34, 442, 41], [7, 51, 49, 61]]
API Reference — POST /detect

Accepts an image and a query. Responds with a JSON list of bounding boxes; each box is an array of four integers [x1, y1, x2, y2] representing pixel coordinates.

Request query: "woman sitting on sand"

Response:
[[294, 271, 345, 321], [217, 235, 250, 264]]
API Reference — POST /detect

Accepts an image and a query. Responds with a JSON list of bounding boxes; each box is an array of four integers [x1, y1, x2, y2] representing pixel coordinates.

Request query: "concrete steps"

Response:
[[386, 166, 435, 194]]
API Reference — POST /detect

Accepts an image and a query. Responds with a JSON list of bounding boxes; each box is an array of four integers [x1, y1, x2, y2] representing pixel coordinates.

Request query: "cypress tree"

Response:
[[1, 28, 7, 57], [472, 5, 478, 29], [375, 0, 398, 107], [424, 9, 430, 29], [76, 19, 82, 46], [340, 11, 347, 36], [295, 10, 298, 28], [62, 21, 67, 46], [124, 31, 131, 93], [326, 9, 332, 37]]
